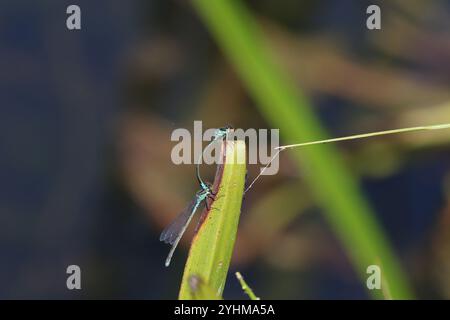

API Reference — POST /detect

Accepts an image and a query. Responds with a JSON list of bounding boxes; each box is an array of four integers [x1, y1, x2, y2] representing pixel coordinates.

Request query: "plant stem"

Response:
[[277, 124, 450, 150], [235, 272, 260, 300]]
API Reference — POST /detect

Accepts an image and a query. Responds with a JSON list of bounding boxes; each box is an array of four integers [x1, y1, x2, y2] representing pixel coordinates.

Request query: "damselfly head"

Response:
[[221, 124, 233, 130], [213, 125, 233, 141], [215, 124, 233, 134]]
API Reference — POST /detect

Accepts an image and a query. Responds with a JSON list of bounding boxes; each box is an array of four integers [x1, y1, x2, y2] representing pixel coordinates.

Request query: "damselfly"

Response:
[[160, 185, 215, 267], [196, 125, 233, 191], [160, 125, 231, 267]]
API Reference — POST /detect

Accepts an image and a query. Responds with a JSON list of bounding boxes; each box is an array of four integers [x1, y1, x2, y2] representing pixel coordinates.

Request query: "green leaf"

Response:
[[192, 0, 414, 299], [179, 141, 246, 300]]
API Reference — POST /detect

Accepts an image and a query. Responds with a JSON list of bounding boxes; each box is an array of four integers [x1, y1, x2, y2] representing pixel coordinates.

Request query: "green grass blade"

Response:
[[192, 0, 414, 299], [179, 141, 246, 300]]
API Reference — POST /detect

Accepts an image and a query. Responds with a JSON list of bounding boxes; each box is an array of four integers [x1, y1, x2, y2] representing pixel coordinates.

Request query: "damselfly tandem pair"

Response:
[[159, 122, 450, 266], [160, 126, 232, 267]]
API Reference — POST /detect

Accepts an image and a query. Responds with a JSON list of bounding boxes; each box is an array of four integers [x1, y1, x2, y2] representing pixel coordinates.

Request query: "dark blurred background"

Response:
[[0, 0, 449, 299]]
